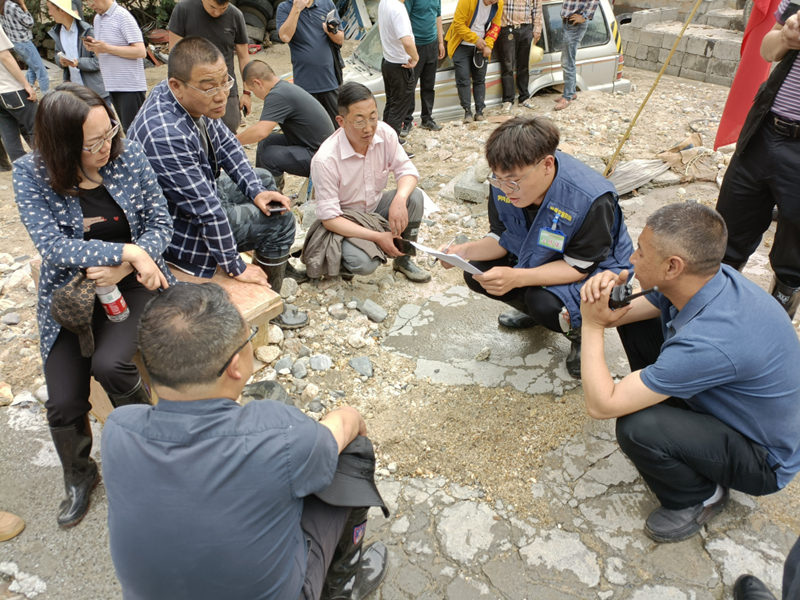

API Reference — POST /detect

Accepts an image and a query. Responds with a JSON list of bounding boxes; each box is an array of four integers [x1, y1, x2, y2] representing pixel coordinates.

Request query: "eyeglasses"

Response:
[[82, 121, 120, 155], [217, 324, 258, 377], [180, 74, 235, 98], [488, 160, 543, 192], [346, 116, 380, 129]]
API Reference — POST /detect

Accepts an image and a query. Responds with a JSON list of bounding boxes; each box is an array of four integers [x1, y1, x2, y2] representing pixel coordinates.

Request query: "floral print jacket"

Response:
[[13, 139, 176, 367]]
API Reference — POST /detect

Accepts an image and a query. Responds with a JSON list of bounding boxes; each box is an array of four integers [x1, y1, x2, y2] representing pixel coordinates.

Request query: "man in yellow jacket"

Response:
[[444, 0, 502, 123]]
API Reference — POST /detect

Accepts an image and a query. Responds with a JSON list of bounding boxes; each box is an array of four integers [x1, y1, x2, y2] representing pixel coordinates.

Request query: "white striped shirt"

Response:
[[93, 2, 146, 92], [772, 0, 800, 121]]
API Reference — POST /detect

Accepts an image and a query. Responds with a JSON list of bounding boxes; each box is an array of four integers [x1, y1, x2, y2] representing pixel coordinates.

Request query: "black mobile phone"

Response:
[[265, 202, 288, 215], [393, 238, 415, 255], [782, 0, 800, 21], [241, 104, 249, 118], [608, 284, 659, 309]]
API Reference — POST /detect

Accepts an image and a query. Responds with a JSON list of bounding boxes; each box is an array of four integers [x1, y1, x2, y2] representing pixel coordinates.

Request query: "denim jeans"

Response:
[[560, 20, 589, 100], [13, 40, 49, 92]]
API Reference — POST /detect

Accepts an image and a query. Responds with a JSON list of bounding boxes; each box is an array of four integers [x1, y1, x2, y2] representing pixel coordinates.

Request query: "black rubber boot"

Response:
[[769, 275, 800, 319], [565, 327, 581, 379], [286, 261, 310, 284], [254, 252, 287, 294], [320, 508, 388, 600], [498, 300, 536, 328], [392, 221, 431, 283], [50, 416, 100, 528], [108, 379, 151, 408], [734, 575, 777, 600]]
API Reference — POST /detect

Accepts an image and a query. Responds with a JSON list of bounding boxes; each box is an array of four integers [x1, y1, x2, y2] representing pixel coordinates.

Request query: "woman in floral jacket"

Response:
[[13, 82, 175, 528]]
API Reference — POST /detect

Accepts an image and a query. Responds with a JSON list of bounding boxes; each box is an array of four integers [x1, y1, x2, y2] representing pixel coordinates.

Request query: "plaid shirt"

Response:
[[0, 1, 34, 43], [560, 0, 599, 21], [501, 0, 542, 34], [129, 81, 266, 278]]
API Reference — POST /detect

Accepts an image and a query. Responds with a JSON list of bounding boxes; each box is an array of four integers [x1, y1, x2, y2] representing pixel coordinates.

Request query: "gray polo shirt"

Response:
[[641, 265, 800, 488], [102, 396, 339, 600]]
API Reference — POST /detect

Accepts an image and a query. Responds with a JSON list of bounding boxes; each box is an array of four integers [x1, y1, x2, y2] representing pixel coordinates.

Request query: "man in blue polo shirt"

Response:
[[579, 202, 800, 544]]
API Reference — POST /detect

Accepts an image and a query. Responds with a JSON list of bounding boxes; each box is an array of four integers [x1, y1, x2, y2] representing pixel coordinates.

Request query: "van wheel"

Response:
[[616, 12, 633, 25]]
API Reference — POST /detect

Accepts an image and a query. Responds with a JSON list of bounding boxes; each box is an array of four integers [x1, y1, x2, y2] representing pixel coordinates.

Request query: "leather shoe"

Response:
[[498, 308, 536, 328], [644, 488, 729, 543], [0, 511, 24, 541], [352, 542, 389, 600], [734, 575, 777, 600]]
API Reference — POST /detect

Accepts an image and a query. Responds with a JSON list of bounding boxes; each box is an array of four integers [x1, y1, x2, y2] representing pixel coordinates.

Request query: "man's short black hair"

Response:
[[168, 36, 225, 83], [139, 284, 247, 390], [242, 59, 275, 84], [646, 203, 728, 276], [337, 82, 376, 117], [484, 116, 560, 173]]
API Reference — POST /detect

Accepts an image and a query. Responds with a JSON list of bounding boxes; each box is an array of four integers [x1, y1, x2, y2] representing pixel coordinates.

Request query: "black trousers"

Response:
[[256, 133, 315, 179], [494, 24, 533, 103], [615, 317, 780, 510], [44, 275, 154, 427], [785, 536, 800, 600], [716, 113, 800, 287], [0, 90, 36, 162], [109, 91, 146, 134], [453, 44, 488, 115], [311, 89, 339, 130], [381, 59, 415, 136], [297, 495, 351, 600], [403, 40, 439, 126]]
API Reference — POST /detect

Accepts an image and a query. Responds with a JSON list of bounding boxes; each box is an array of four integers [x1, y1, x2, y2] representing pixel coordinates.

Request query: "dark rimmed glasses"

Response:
[[217, 324, 258, 377]]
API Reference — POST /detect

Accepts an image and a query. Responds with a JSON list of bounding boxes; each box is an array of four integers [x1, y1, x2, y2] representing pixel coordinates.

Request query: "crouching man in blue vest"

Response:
[[439, 116, 633, 377]]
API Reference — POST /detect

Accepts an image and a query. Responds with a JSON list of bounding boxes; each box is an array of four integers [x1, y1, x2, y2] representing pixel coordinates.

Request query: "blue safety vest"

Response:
[[493, 151, 633, 329]]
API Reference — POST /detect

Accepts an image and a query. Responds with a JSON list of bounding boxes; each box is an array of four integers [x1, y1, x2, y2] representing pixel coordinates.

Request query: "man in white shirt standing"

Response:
[[83, 0, 147, 133], [0, 24, 36, 161], [378, 0, 418, 155]]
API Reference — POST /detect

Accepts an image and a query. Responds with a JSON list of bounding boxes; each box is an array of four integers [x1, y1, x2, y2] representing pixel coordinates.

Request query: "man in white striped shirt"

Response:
[[83, 0, 146, 133]]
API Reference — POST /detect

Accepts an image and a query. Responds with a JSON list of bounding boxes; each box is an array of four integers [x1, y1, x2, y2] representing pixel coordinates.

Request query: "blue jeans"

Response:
[[560, 20, 589, 100], [13, 40, 49, 92]]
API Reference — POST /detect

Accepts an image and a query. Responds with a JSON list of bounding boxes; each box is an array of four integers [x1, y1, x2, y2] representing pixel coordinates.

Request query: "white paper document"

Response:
[[410, 242, 483, 276]]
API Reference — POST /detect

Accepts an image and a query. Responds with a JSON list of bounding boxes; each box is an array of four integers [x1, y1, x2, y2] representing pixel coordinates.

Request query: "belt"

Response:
[[771, 112, 800, 138], [503, 23, 531, 29]]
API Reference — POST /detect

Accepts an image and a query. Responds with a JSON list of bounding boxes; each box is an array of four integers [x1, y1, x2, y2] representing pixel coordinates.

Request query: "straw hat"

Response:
[[48, 0, 82, 21]]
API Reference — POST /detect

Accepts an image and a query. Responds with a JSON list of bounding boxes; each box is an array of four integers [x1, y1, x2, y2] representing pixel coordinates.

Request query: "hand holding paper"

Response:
[[410, 242, 483, 275]]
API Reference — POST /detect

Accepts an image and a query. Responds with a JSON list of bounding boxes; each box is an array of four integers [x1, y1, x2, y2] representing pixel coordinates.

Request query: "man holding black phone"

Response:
[[579, 202, 800, 544]]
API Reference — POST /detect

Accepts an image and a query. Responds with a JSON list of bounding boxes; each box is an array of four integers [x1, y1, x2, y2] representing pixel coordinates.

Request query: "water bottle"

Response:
[[96, 285, 130, 322]]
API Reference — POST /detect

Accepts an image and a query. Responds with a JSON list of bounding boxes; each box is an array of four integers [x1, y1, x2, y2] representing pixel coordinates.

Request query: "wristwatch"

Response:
[[243, 90, 252, 96]]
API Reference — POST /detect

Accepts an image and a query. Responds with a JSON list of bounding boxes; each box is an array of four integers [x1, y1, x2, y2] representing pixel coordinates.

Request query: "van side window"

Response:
[[543, 4, 610, 52]]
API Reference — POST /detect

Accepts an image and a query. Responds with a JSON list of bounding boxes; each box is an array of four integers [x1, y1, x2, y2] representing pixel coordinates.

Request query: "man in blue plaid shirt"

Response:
[[130, 36, 308, 328], [555, 0, 599, 112]]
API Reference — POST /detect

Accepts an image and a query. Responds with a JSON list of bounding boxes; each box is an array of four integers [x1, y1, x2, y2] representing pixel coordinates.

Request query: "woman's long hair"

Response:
[[34, 82, 123, 196]]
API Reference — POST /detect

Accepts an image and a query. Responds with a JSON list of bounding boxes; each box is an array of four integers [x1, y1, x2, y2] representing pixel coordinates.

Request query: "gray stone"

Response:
[[10, 391, 37, 407], [302, 201, 319, 229], [310, 354, 332, 371], [660, 49, 684, 67], [291, 361, 308, 379], [620, 24, 640, 44], [680, 67, 708, 82], [307, 400, 324, 413], [639, 30, 664, 48], [454, 164, 490, 204], [34, 385, 48, 403], [631, 8, 678, 28], [712, 39, 741, 62], [348, 356, 373, 377], [240, 381, 293, 406], [1, 313, 20, 325], [708, 58, 737, 78], [274, 356, 294, 373], [280, 278, 298, 299], [328, 304, 348, 320], [360, 299, 388, 323], [686, 36, 715, 58], [652, 170, 683, 187], [298, 345, 312, 358]]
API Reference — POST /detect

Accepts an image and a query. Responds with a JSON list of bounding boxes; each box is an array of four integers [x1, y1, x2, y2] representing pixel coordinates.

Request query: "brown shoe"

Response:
[[0, 511, 25, 541], [554, 97, 572, 111]]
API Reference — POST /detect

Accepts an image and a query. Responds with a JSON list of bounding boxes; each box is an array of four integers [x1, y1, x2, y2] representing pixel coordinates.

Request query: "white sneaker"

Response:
[[502, 101, 512, 113]]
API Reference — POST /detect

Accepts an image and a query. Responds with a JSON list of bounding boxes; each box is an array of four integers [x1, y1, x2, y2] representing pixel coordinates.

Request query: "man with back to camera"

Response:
[[438, 116, 633, 378], [236, 59, 333, 193], [168, 0, 252, 134], [579, 202, 800, 543], [306, 82, 431, 283], [102, 283, 389, 600], [277, 0, 344, 127], [129, 36, 308, 328]]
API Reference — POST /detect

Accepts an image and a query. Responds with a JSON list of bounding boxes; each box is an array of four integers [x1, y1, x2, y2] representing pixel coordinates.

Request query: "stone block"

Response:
[[712, 38, 741, 61], [454, 164, 489, 204], [646, 46, 661, 63], [661, 32, 688, 52], [680, 67, 708, 81], [635, 44, 650, 60], [664, 64, 681, 76], [708, 58, 738, 78], [620, 24, 640, 44], [682, 53, 709, 72], [625, 56, 637, 68], [631, 8, 679, 28], [639, 29, 665, 48], [623, 41, 638, 58], [706, 13, 743, 30], [637, 59, 658, 72], [686, 36, 715, 57], [705, 73, 734, 86], [659, 48, 684, 67]]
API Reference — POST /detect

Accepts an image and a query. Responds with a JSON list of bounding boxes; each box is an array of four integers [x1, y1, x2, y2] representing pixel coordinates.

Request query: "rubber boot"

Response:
[[392, 221, 431, 283], [769, 275, 800, 319], [273, 173, 285, 194], [50, 415, 100, 528], [498, 300, 536, 328], [565, 327, 581, 379], [108, 379, 151, 408], [255, 253, 310, 329], [320, 507, 388, 600], [286, 261, 309, 284]]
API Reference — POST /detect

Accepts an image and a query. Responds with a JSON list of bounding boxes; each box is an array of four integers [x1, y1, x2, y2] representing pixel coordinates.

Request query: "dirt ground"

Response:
[[0, 50, 798, 534]]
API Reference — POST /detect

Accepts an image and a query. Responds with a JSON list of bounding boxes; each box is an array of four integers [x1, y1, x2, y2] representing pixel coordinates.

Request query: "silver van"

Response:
[[335, 0, 630, 122]]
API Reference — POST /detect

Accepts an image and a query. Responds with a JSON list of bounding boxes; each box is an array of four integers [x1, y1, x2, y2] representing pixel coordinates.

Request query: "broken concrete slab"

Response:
[[454, 164, 490, 204]]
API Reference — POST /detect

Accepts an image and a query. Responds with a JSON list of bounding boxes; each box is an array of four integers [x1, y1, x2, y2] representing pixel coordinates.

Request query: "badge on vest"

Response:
[[353, 520, 367, 545], [538, 214, 566, 253]]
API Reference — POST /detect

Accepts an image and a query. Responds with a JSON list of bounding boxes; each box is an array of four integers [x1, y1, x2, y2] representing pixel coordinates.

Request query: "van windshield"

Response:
[[353, 25, 383, 72]]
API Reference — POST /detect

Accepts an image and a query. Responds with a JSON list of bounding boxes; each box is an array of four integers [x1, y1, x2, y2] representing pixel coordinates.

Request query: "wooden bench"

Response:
[[32, 259, 283, 423]]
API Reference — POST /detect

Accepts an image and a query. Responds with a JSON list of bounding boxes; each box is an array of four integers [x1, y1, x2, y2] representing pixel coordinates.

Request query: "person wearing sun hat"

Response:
[[46, 0, 109, 103]]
